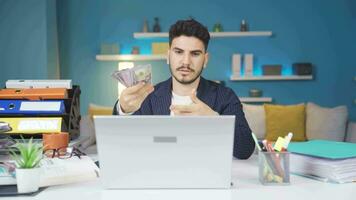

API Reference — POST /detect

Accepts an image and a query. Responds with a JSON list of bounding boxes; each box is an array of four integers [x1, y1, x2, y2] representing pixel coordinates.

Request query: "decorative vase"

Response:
[[153, 17, 161, 32], [240, 19, 248, 32], [142, 19, 149, 32], [16, 167, 41, 193], [131, 46, 140, 55], [213, 23, 223, 32]]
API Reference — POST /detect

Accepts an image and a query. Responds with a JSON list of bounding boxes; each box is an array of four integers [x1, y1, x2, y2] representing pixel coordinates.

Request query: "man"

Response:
[[113, 19, 255, 159]]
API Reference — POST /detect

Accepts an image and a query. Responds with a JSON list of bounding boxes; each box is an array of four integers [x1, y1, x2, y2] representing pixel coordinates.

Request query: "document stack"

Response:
[[0, 80, 81, 141], [288, 140, 356, 183]]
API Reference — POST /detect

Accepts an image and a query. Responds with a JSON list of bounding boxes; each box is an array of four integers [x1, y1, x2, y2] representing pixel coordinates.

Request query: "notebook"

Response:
[[288, 140, 356, 160]]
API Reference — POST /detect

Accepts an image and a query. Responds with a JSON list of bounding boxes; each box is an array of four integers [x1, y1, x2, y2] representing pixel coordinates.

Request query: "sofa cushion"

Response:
[[306, 102, 348, 141], [79, 115, 96, 149], [264, 104, 306, 141], [80, 103, 113, 149], [88, 103, 113, 119], [242, 103, 265, 139], [345, 122, 356, 143]]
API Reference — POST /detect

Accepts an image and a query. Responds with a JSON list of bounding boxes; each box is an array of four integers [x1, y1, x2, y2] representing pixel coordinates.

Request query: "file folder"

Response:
[[0, 100, 65, 115], [289, 140, 356, 183], [288, 140, 356, 159], [0, 117, 62, 134], [0, 88, 68, 100], [0, 85, 80, 140], [6, 80, 72, 89]]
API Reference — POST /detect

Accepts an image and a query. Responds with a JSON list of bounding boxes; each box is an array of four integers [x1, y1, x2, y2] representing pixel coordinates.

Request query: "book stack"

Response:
[[288, 140, 356, 183], [0, 80, 81, 141], [0, 156, 99, 187], [39, 156, 99, 187]]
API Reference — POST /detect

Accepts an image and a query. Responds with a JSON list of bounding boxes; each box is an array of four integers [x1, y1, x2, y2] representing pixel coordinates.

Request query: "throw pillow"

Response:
[[306, 102, 348, 141], [88, 103, 113, 119], [79, 115, 96, 149], [242, 103, 265, 139], [81, 103, 113, 148], [264, 104, 306, 141]]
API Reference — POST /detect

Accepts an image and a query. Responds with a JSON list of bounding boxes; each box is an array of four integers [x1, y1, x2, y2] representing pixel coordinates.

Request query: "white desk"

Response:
[[3, 155, 356, 200]]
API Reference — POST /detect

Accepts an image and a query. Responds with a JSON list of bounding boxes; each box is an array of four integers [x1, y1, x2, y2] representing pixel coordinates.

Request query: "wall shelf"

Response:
[[133, 31, 272, 39], [240, 97, 272, 103], [96, 54, 166, 61], [230, 75, 313, 81]]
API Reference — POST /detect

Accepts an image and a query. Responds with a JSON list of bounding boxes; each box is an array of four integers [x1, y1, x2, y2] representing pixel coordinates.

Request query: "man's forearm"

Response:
[[233, 123, 255, 159]]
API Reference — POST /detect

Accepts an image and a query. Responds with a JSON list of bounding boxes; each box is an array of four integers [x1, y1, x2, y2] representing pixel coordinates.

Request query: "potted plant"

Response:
[[9, 137, 43, 193]]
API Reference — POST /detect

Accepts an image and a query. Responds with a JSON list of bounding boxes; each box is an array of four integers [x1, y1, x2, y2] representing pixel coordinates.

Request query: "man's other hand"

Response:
[[170, 89, 218, 116]]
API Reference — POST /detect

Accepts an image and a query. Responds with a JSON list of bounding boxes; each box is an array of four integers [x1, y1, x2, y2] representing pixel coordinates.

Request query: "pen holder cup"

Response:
[[258, 151, 290, 185]]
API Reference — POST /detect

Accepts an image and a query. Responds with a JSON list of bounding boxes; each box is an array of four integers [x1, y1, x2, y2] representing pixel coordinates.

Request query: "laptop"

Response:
[[94, 115, 235, 189]]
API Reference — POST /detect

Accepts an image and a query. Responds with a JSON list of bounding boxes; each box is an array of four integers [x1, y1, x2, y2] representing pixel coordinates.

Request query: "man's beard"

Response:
[[170, 64, 204, 85]]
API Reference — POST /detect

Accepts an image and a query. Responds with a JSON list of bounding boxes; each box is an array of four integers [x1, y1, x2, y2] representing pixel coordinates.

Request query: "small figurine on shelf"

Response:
[[131, 46, 140, 55], [249, 89, 262, 97], [142, 19, 149, 32], [153, 17, 161, 32], [213, 23, 223, 32], [240, 19, 248, 32]]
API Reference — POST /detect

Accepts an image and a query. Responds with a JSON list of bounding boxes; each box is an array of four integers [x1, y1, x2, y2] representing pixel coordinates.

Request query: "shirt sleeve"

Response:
[[112, 94, 153, 116], [112, 100, 134, 115], [220, 89, 255, 159], [117, 103, 134, 115]]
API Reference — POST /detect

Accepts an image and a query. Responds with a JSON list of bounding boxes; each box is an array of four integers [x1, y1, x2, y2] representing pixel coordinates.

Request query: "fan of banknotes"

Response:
[[111, 64, 152, 87]]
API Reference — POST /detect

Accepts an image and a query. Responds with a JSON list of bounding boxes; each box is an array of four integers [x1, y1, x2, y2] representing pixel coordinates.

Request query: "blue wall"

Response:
[[57, 0, 356, 120], [1, 0, 354, 120], [0, 0, 59, 83]]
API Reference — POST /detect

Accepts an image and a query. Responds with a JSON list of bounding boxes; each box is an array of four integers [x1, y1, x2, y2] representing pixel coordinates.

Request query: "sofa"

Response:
[[243, 102, 356, 143], [79, 102, 356, 154], [78, 103, 112, 154]]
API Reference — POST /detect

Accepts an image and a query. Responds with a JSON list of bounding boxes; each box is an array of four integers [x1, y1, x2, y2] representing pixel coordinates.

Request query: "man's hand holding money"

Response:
[[112, 64, 154, 113], [119, 82, 154, 113]]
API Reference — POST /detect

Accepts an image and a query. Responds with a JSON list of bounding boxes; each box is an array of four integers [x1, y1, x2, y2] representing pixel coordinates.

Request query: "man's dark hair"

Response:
[[169, 19, 210, 51]]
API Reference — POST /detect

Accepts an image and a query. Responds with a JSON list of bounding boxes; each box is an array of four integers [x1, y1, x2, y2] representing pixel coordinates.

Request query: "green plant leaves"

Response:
[[9, 136, 43, 169]]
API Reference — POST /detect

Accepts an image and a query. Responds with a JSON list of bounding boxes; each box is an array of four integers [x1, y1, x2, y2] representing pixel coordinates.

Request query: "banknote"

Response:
[[132, 64, 152, 85], [111, 64, 152, 87]]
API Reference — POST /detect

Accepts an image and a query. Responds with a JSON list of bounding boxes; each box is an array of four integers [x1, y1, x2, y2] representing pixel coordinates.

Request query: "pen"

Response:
[[262, 140, 269, 151], [259, 141, 267, 152], [251, 132, 262, 151], [266, 141, 275, 152], [266, 140, 285, 178]]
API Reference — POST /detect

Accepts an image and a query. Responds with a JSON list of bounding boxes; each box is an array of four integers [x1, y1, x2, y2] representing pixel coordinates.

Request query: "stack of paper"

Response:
[[39, 156, 99, 187], [0, 155, 99, 186], [288, 140, 356, 183], [0, 162, 16, 185]]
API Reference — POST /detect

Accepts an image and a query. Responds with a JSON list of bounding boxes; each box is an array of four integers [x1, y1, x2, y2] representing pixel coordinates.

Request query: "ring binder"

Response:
[[0, 88, 68, 100], [6, 80, 72, 89], [0, 85, 81, 140], [0, 100, 65, 115]]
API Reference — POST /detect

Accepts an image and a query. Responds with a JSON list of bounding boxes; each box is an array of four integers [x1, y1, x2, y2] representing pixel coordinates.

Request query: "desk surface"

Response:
[[3, 154, 356, 200]]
